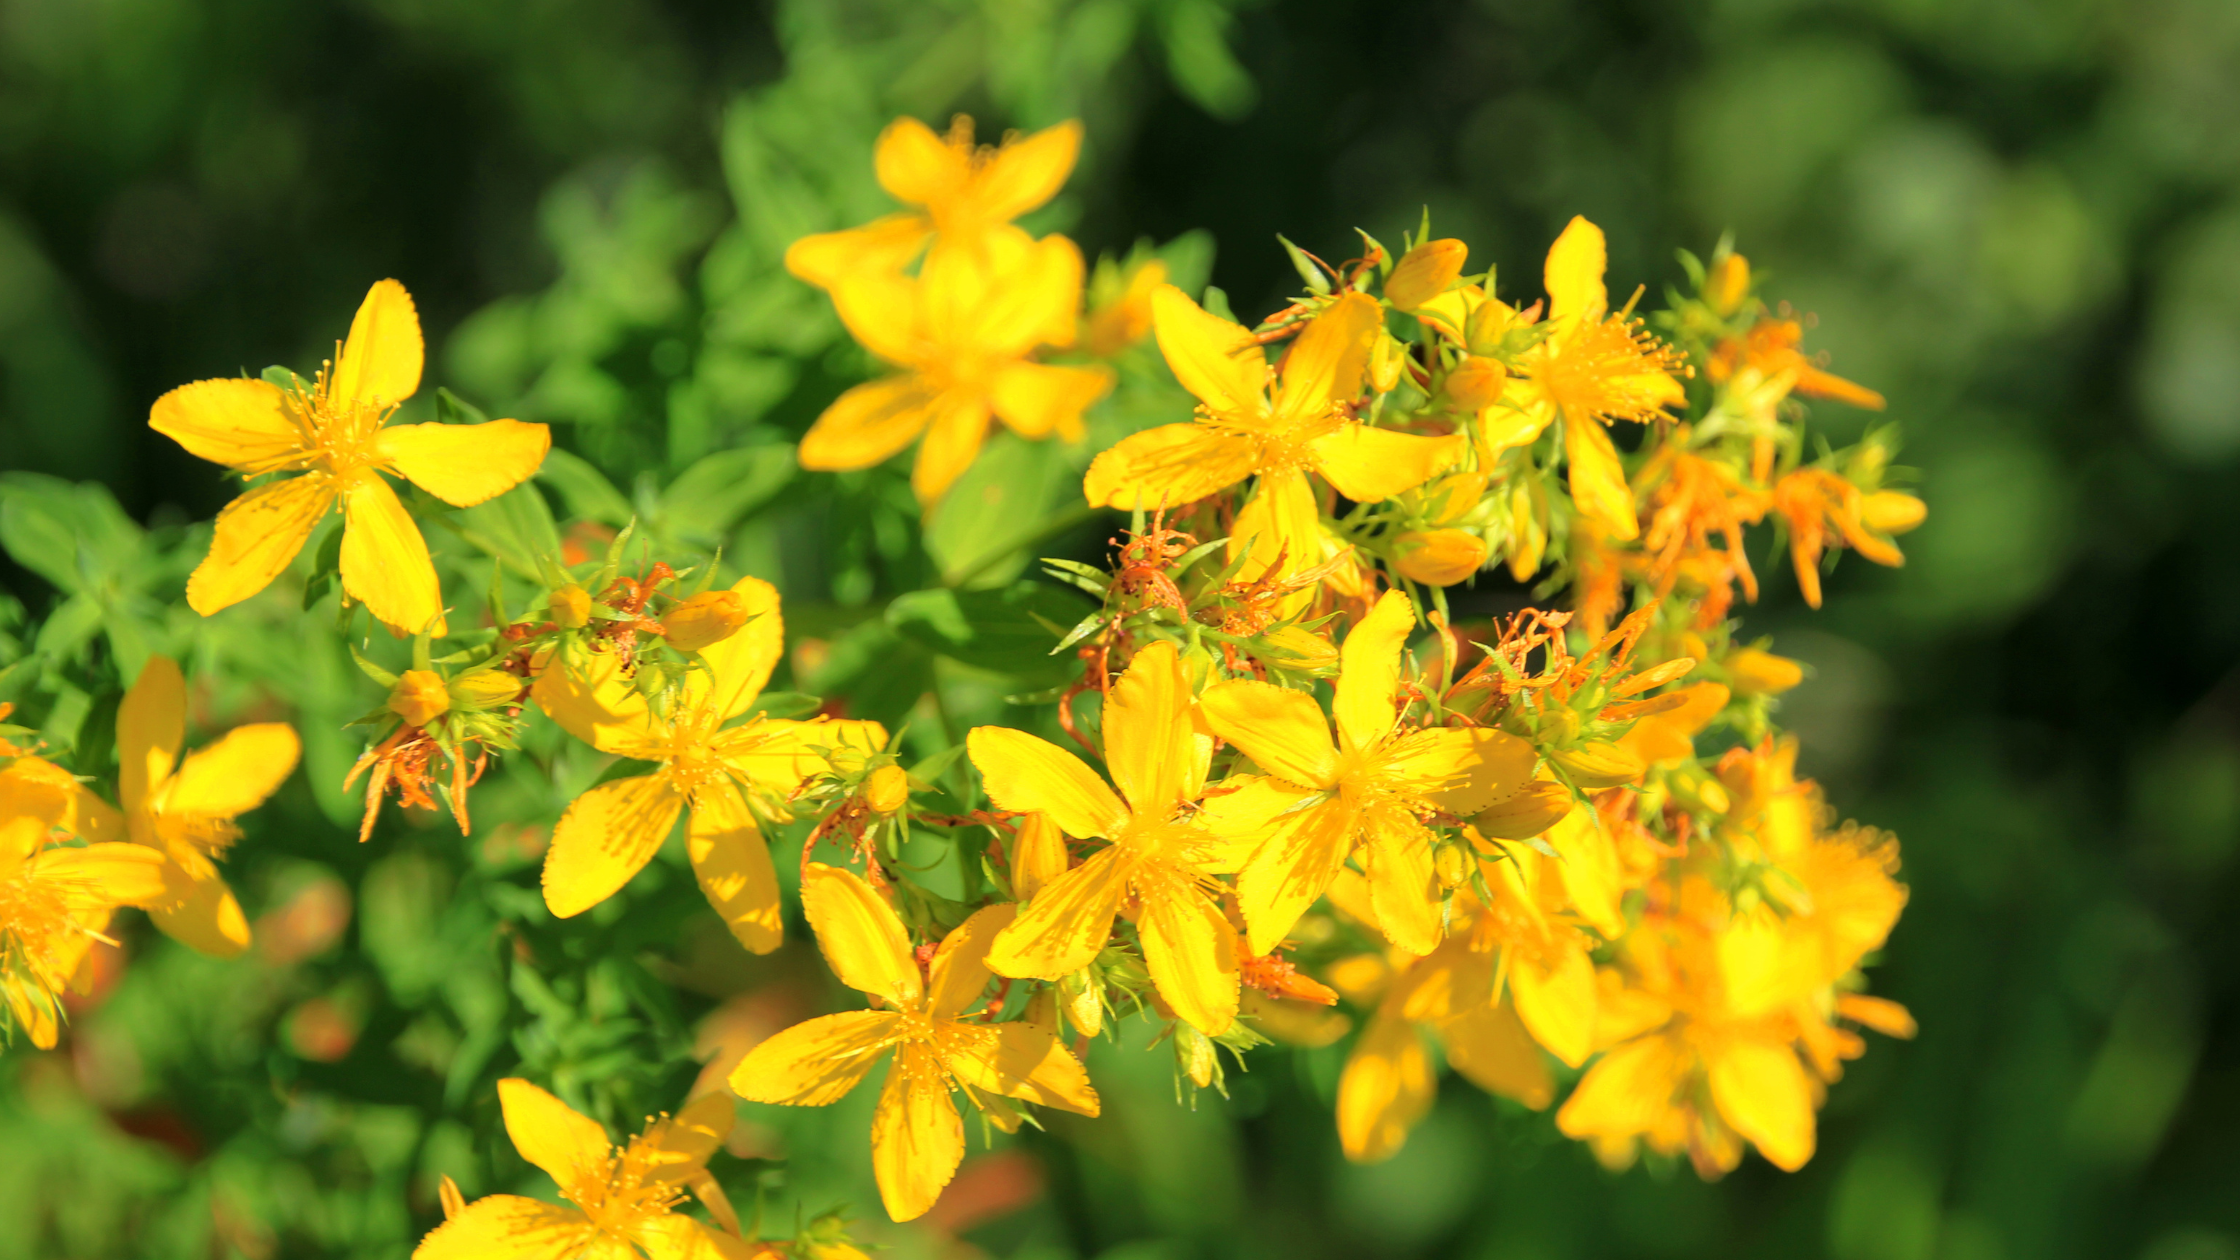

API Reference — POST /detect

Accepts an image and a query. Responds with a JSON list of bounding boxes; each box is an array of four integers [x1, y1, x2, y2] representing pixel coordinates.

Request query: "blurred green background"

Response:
[[4, 0, 2239, 1257]]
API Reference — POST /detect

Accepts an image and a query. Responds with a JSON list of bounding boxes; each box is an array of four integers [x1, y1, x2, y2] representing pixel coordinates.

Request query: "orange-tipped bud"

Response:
[[864, 763, 909, 815], [1726, 647, 1804, 696], [1473, 781, 1574, 839], [388, 670, 450, 728], [1387, 239, 1467, 312], [1707, 253, 1751, 317], [663, 589, 750, 652], [1443, 356, 1506, 412], [1393, 529, 1488, 587], [1549, 740, 1646, 789], [1859, 490, 1927, 535], [550, 584, 592, 629]]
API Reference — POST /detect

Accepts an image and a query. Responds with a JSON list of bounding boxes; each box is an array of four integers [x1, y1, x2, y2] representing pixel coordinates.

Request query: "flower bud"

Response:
[[1393, 529, 1488, 587], [864, 763, 909, 815], [1859, 490, 1927, 535], [1473, 781, 1574, 839], [1386, 238, 1467, 312], [1256, 625, 1339, 674], [449, 669, 523, 711], [1707, 253, 1751, 317], [1060, 966, 1104, 1038], [1369, 328, 1408, 394], [662, 589, 750, 652], [1433, 840, 1472, 890], [1175, 1023, 1218, 1088], [550, 584, 592, 629], [1549, 740, 1646, 789], [1466, 297, 1514, 355], [1669, 767, 1732, 815], [1443, 356, 1506, 412], [1012, 812, 1068, 901], [1726, 647, 1804, 696], [387, 670, 450, 728], [1539, 706, 1582, 746], [1505, 483, 1546, 582]]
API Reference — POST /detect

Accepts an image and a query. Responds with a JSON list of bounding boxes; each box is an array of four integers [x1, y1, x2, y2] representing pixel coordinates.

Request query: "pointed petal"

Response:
[[798, 376, 939, 473], [974, 120, 1082, 222], [695, 576, 785, 721], [341, 475, 444, 635], [874, 116, 965, 206], [1199, 680, 1337, 789], [377, 419, 551, 508], [332, 279, 425, 409], [1706, 1038, 1816, 1171], [498, 1078, 612, 1188], [801, 862, 922, 1008], [1543, 808, 1627, 940], [909, 393, 992, 506], [1235, 799, 1353, 956], [785, 214, 932, 289], [542, 775, 686, 918], [640, 1092, 734, 1185], [1150, 284, 1267, 418], [1009, 811, 1067, 901], [1081, 421, 1259, 510], [987, 847, 1129, 980], [729, 1010, 900, 1105], [687, 780, 781, 955], [1378, 726, 1536, 817], [166, 723, 299, 817], [1226, 467, 1323, 586], [1137, 879, 1239, 1034], [943, 233, 1083, 355], [1509, 946, 1597, 1068], [1563, 416, 1638, 541], [411, 1194, 593, 1260], [36, 842, 180, 909], [1192, 776, 1311, 873], [1544, 216, 1608, 325], [1333, 590, 1412, 754], [967, 726, 1127, 840], [1439, 999, 1554, 1108], [1365, 816, 1441, 956], [722, 718, 889, 791], [186, 474, 332, 616], [927, 903, 1015, 1019], [1309, 424, 1464, 503], [1555, 1035, 1686, 1142], [1103, 641, 1198, 819], [633, 1216, 760, 1260], [1273, 292, 1378, 423], [118, 656, 186, 814], [150, 871, 253, 958], [1336, 1006, 1434, 1163], [530, 648, 655, 757], [872, 1048, 965, 1222], [149, 378, 305, 471], [943, 1021, 1100, 1115], [989, 361, 1111, 442]]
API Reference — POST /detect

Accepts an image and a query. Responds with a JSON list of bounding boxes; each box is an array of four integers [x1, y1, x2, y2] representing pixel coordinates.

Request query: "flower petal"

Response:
[[530, 647, 655, 756], [1309, 424, 1464, 503], [1509, 945, 1597, 1068], [1102, 640, 1202, 820], [874, 116, 965, 206], [687, 779, 781, 955], [973, 120, 1082, 223], [1010, 811, 1067, 901], [1378, 726, 1536, 818], [633, 1215, 760, 1260], [1336, 1006, 1434, 1163], [927, 903, 1015, 1020], [694, 576, 785, 721], [1226, 467, 1323, 587], [986, 846, 1129, 980], [722, 717, 889, 794], [1192, 775, 1310, 873], [943, 1021, 1099, 1116], [801, 861, 923, 1008], [1555, 1034, 1685, 1143], [1150, 284, 1267, 419], [909, 393, 993, 506], [989, 361, 1111, 442], [1365, 816, 1440, 956], [497, 1078, 611, 1188], [377, 419, 551, 508], [1235, 798, 1353, 956], [1136, 879, 1239, 1035], [149, 871, 252, 958], [1706, 1038, 1816, 1171], [1543, 216, 1607, 326], [542, 775, 686, 918], [165, 723, 299, 818], [332, 279, 424, 409], [1333, 590, 1412, 755], [872, 1047, 965, 1222], [798, 376, 938, 473], [149, 378, 305, 472], [967, 726, 1127, 840], [34, 842, 181, 910], [785, 214, 932, 289], [1198, 680, 1337, 789], [1438, 999, 1553, 1109], [340, 475, 444, 635], [1563, 417, 1638, 541], [1081, 421, 1259, 511], [639, 1092, 734, 1185], [411, 1193, 593, 1260], [118, 656, 186, 814], [729, 1009, 900, 1105], [186, 474, 333, 617], [1272, 292, 1378, 424]]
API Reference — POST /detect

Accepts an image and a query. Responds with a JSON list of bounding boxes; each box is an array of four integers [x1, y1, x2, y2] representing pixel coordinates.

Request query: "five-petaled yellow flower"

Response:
[[1200, 590, 1535, 956], [532, 578, 887, 952], [413, 1078, 750, 1259], [1085, 288, 1462, 588], [968, 640, 1245, 1036], [150, 279, 551, 634], [730, 863, 1099, 1221]]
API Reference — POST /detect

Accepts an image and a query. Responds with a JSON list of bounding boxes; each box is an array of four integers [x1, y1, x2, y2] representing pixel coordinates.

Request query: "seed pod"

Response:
[[1393, 529, 1488, 587], [1726, 647, 1804, 696], [663, 589, 750, 652], [1473, 781, 1574, 839], [387, 669, 450, 728], [1549, 740, 1646, 789], [1386, 238, 1467, 312], [864, 763, 909, 815], [550, 584, 592, 629]]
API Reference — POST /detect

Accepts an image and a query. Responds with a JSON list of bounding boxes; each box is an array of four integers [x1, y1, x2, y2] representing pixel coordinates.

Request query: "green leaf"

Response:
[[1277, 234, 1330, 295], [886, 581, 1092, 683], [538, 449, 635, 526], [1201, 286, 1236, 323], [659, 445, 795, 545], [925, 432, 1072, 589], [743, 691, 821, 720], [0, 473, 144, 594], [458, 482, 564, 578]]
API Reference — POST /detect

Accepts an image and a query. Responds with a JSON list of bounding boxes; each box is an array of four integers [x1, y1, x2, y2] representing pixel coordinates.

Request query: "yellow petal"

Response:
[[944, 1021, 1100, 1115], [686, 780, 781, 955], [1136, 879, 1239, 1035], [729, 1009, 900, 1105], [1081, 421, 1260, 511], [377, 419, 551, 508], [340, 475, 445, 635], [1273, 292, 1379, 423], [801, 861, 923, 1008], [498, 1078, 612, 1187], [785, 214, 932, 289], [186, 473, 333, 616], [1555, 1034, 1685, 1142], [149, 871, 252, 958], [542, 775, 686, 918], [633, 1215, 759, 1260], [830, 267, 927, 365], [874, 116, 965, 207], [1706, 1038, 1816, 1171], [1010, 811, 1067, 901], [149, 378, 305, 472], [695, 577, 785, 721], [530, 647, 655, 757], [1150, 284, 1267, 419], [1543, 216, 1608, 326], [972, 120, 1083, 223], [926, 903, 1015, 1019], [166, 723, 299, 818], [640, 1092, 734, 1185], [1336, 1006, 1434, 1163], [1377, 726, 1536, 817], [910, 393, 993, 506], [1193, 775, 1309, 872], [1235, 798, 1353, 956], [871, 1047, 964, 1222], [1542, 808, 1626, 940], [118, 656, 186, 814], [35, 842, 181, 909], [1102, 640, 1202, 819], [722, 718, 889, 795], [1309, 424, 1464, 503], [967, 726, 1127, 840], [1364, 816, 1440, 957], [939, 232, 1084, 355], [332, 279, 425, 409], [986, 847, 1129, 980], [1333, 589, 1412, 754], [1508, 946, 1597, 1068], [989, 361, 1111, 442], [1439, 999, 1553, 1109], [1226, 467, 1322, 587], [1198, 679, 1337, 789], [1563, 416, 1638, 541], [798, 376, 938, 473], [411, 1194, 594, 1260]]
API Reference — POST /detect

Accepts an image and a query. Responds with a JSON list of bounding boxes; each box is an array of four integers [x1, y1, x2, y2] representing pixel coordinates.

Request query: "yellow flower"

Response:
[[798, 232, 1113, 505], [1616, 681, 1729, 766], [150, 280, 551, 634], [413, 1079, 747, 1259], [730, 864, 1099, 1221], [1086, 257, 1169, 356], [1771, 468, 1912, 608], [0, 764, 184, 1047], [532, 578, 886, 950], [966, 640, 1244, 1035], [1198, 591, 1534, 956], [1085, 288, 1463, 589], [107, 656, 300, 957], [786, 116, 1083, 288], [388, 669, 451, 728], [1391, 528, 1488, 587]]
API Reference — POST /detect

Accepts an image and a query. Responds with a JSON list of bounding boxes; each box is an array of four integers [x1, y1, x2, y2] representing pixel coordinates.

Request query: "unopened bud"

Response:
[[1549, 740, 1646, 789], [1465, 298, 1514, 355], [1670, 768, 1732, 815], [1386, 239, 1467, 312], [635, 662, 668, 696], [449, 669, 523, 711], [1859, 490, 1927, 535], [1506, 485, 1546, 582], [388, 670, 450, 728], [1060, 966, 1104, 1038], [1473, 781, 1574, 839], [1012, 812, 1067, 901], [550, 584, 592, 629], [438, 1174, 465, 1221], [1726, 647, 1804, 696], [1707, 253, 1751, 317], [1443, 356, 1506, 412], [662, 589, 750, 652], [864, 763, 909, 815], [1433, 841, 1472, 890], [1393, 529, 1488, 587], [1539, 706, 1582, 746], [1369, 328, 1408, 394], [1258, 625, 1339, 674], [1175, 1023, 1218, 1088]]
